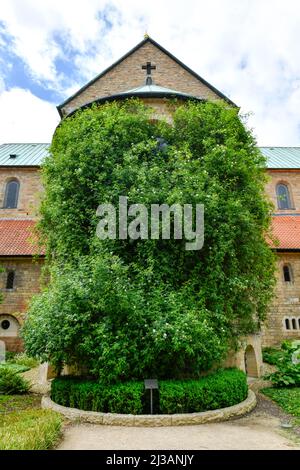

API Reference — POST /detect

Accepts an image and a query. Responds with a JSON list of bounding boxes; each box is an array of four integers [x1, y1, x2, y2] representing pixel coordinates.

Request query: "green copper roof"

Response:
[[0, 144, 300, 169], [260, 147, 300, 169], [0, 143, 49, 166], [120, 83, 195, 98]]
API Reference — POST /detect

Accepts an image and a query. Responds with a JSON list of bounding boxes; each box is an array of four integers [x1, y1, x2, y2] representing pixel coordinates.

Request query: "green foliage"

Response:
[[23, 100, 276, 381], [0, 363, 30, 374], [51, 376, 144, 414], [5, 351, 17, 361], [262, 387, 300, 417], [159, 368, 248, 414], [22, 255, 227, 382], [262, 347, 284, 365], [0, 394, 40, 413], [0, 367, 30, 394], [51, 368, 247, 414], [265, 341, 300, 387], [0, 409, 62, 450], [8, 352, 39, 369]]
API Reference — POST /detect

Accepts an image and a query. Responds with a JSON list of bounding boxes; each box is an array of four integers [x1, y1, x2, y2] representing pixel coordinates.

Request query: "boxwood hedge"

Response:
[[51, 368, 247, 415]]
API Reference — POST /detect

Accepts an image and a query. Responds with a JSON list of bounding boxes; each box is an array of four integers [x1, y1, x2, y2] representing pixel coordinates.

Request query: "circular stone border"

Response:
[[42, 390, 256, 427]]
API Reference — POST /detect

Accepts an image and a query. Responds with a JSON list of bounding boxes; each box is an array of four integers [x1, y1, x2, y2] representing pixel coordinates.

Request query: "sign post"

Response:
[[144, 379, 158, 415]]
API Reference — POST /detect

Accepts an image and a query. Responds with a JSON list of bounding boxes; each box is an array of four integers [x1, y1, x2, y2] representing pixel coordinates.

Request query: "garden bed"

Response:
[[261, 387, 300, 421], [47, 368, 253, 425], [42, 390, 256, 426]]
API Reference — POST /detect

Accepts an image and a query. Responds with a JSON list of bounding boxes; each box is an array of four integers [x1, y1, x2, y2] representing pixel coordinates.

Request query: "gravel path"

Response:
[[57, 394, 300, 450]]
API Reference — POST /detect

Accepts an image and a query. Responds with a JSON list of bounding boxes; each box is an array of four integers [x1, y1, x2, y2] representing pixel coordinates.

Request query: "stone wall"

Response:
[[0, 336, 23, 353], [265, 169, 300, 212], [0, 167, 43, 219], [0, 257, 43, 351], [262, 252, 300, 346], [223, 334, 263, 377], [61, 41, 221, 117], [262, 168, 300, 346]]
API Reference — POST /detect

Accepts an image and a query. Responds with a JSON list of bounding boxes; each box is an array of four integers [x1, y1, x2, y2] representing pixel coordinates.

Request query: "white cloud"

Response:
[[0, 88, 59, 143], [0, 0, 300, 144]]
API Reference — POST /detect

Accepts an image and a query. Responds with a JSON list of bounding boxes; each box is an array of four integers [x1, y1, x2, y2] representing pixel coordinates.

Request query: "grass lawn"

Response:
[[262, 387, 300, 425], [0, 395, 62, 450]]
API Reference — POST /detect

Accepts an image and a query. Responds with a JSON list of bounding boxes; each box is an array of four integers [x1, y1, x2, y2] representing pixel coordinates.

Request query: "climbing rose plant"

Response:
[[22, 99, 276, 383]]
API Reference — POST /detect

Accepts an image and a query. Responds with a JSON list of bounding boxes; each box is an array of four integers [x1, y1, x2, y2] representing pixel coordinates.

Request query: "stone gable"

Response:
[[60, 40, 224, 117]]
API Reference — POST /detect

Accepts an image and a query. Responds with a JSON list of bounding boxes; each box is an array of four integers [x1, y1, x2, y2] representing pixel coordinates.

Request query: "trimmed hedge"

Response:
[[51, 378, 144, 414], [159, 368, 248, 414], [51, 368, 247, 415]]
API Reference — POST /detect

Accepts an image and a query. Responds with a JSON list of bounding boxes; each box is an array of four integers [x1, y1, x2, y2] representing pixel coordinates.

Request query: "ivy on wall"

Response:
[[22, 99, 276, 383]]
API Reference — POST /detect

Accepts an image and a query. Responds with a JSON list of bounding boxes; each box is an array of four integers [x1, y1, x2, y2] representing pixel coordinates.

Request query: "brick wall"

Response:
[[61, 41, 220, 117]]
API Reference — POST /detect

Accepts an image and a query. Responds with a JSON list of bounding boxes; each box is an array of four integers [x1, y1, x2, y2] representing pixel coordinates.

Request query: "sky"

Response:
[[0, 0, 300, 146]]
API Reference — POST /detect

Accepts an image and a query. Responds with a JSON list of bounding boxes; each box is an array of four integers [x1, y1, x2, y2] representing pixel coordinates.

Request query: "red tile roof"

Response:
[[270, 215, 300, 250], [0, 215, 299, 256], [0, 219, 44, 256]]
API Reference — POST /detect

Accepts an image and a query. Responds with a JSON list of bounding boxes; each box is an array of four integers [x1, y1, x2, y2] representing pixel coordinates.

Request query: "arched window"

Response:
[[276, 183, 292, 210], [3, 179, 20, 209], [0, 315, 20, 337], [283, 264, 293, 282], [284, 317, 300, 330], [6, 270, 15, 290]]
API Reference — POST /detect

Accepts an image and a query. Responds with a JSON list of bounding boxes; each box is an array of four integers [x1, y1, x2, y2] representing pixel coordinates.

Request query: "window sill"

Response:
[[276, 208, 296, 211]]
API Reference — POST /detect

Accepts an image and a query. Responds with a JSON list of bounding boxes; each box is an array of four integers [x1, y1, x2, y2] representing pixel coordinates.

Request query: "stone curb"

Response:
[[41, 390, 256, 427]]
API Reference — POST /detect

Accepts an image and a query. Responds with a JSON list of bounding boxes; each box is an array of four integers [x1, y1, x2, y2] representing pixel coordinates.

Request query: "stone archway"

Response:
[[244, 345, 259, 377]]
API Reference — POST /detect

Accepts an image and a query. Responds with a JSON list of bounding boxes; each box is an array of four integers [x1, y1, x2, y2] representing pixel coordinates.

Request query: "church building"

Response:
[[0, 36, 299, 375]]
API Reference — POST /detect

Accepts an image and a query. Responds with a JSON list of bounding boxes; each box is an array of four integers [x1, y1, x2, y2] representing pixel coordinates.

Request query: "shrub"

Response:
[[0, 363, 30, 374], [9, 353, 39, 369], [266, 364, 300, 387], [23, 256, 227, 382], [159, 368, 248, 414], [23, 100, 276, 382], [262, 347, 284, 365], [265, 341, 300, 387], [51, 377, 144, 414], [51, 368, 247, 414], [0, 409, 62, 450], [5, 351, 17, 362], [0, 367, 30, 394]]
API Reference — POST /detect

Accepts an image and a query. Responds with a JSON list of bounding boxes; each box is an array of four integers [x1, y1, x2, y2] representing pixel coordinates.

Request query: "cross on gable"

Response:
[[142, 61, 156, 75]]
